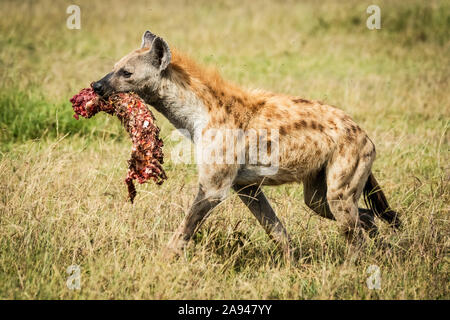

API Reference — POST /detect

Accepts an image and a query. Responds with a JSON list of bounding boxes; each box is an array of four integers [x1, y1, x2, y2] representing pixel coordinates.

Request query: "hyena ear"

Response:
[[141, 30, 157, 49], [149, 36, 172, 71]]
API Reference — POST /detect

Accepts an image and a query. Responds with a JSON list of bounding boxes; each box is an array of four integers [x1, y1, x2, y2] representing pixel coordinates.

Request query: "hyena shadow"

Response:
[[192, 213, 397, 269], [192, 226, 293, 270]]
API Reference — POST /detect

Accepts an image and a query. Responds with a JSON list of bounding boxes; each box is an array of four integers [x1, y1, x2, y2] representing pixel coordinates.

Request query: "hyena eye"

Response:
[[120, 69, 133, 78]]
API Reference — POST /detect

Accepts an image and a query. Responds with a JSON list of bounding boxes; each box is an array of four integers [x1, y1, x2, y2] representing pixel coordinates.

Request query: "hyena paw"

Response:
[[163, 235, 188, 260], [162, 245, 183, 261]]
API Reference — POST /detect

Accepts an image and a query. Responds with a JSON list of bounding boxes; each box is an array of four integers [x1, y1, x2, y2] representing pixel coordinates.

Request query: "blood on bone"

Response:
[[70, 85, 167, 203]]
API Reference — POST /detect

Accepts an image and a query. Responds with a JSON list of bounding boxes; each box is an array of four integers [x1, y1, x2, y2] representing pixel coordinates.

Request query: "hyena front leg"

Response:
[[233, 184, 291, 257], [165, 186, 222, 256], [165, 165, 237, 257]]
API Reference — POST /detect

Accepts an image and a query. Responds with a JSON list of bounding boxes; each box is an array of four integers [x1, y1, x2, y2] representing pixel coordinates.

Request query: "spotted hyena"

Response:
[[92, 30, 401, 258]]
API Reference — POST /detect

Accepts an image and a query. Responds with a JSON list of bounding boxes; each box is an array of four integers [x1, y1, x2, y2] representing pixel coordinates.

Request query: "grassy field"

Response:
[[0, 0, 448, 299]]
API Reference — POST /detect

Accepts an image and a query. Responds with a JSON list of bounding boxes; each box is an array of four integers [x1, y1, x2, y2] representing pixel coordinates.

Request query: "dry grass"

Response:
[[0, 0, 449, 299]]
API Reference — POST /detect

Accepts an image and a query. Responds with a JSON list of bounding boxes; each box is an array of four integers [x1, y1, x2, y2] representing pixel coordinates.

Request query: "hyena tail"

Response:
[[363, 173, 401, 229]]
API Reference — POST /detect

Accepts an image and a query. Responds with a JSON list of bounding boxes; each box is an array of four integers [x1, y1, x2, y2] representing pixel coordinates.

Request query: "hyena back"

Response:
[[92, 30, 401, 258]]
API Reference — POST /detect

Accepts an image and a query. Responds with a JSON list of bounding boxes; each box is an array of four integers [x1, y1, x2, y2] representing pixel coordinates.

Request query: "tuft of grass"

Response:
[[0, 0, 448, 299]]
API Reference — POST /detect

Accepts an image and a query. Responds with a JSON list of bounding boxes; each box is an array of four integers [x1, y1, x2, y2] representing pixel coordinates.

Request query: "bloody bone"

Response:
[[70, 85, 167, 203]]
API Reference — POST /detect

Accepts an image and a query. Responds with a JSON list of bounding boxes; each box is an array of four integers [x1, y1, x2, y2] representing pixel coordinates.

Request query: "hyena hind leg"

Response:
[[358, 208, 378, 238], [326, 143, 376, 247], [304, 169, 378, 237], [303, 168, 335, 220]]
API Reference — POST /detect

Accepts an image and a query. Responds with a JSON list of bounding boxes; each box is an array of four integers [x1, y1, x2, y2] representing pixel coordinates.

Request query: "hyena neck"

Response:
[[138, 74, 210, 141], [139, 50, 263, 138], [165, 50, 262, 130]]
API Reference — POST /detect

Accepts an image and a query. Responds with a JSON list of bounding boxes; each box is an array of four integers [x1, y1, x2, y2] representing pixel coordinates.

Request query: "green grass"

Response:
[[0, 89, 122, 149], [0, 0, 448, 299]]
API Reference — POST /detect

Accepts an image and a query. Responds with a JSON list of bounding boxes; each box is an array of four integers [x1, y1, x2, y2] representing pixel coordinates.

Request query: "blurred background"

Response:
[[0, 0, 448, 299], [1, 0, 448, 147]]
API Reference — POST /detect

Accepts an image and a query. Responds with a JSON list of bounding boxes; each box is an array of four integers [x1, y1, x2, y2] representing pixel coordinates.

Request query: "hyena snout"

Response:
[[92, 72, 113, 97], [92, 81, 104, 96]]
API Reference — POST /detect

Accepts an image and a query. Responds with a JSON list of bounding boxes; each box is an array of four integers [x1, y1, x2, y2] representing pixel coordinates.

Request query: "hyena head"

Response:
[[92, 30, 171, 98]]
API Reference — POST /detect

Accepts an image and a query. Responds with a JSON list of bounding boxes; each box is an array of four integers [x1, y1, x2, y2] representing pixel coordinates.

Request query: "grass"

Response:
[[0, 0, 449, 299]]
